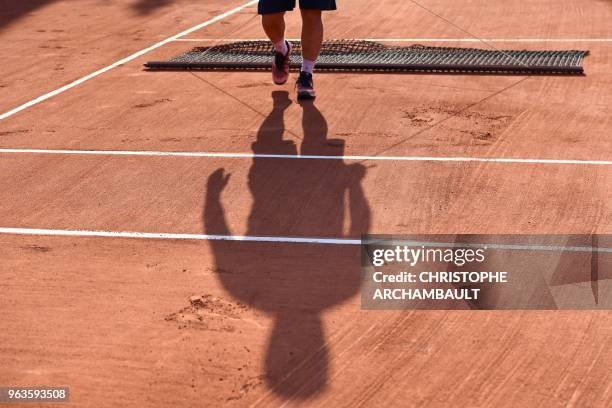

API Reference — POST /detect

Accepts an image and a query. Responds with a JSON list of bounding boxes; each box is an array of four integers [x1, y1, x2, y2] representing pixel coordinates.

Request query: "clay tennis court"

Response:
[[1, 0, 611, 406]]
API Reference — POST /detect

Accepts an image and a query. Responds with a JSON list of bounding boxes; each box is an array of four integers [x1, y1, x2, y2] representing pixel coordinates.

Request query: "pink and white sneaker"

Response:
[[272, 41, 292, 85], [296, 71, 316, 100]]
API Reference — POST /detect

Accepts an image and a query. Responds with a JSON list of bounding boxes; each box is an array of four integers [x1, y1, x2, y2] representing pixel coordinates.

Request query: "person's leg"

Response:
[[296, 0, 335, 99], [296, 8, 323, 99], [299, 9, 323, 71], [295, 9, 322, 99], [267, 15, 291, 85], [262, 12, 286, 47], [259, 0, 295, 84]]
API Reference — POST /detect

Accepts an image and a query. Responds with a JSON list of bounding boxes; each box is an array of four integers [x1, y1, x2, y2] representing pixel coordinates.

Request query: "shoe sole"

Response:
[[273, 77, 289, 85]]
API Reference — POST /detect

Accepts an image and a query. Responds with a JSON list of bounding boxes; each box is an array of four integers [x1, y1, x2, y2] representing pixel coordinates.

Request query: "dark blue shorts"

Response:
[[258, 0, 337, 14]]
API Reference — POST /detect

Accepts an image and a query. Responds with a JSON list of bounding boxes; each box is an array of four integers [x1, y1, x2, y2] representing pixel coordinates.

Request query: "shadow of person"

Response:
[[204, 91, 370, 399]]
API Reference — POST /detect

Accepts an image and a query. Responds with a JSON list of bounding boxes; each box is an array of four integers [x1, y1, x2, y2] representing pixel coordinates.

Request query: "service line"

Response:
[[0, 227, 358, 245], [0, 227, 610, 254], [0, 148, 611, 166]]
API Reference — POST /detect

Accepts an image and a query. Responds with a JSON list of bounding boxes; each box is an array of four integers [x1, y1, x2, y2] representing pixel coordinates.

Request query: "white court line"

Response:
[[1, 148, 611, 166], [365, 239, 612, 254], [0, 227, 358, 245], [174, 37, 612, 43], [0, 227, 610, 254], [0, 0, 258, 122]]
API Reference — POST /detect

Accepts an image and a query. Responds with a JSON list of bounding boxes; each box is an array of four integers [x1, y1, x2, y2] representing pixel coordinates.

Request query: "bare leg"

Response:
[[300, 9, 323, 61], [262, 12, 286, 44]]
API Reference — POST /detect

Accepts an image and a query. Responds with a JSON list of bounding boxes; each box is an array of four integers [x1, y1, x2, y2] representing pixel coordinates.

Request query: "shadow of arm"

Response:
[[204, 168, 232, 236], [347, 164, 370, 237]]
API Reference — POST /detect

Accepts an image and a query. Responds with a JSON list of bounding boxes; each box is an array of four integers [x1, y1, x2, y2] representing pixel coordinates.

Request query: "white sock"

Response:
[[274, 39, 288, 55], [301, 58, 315, 74]]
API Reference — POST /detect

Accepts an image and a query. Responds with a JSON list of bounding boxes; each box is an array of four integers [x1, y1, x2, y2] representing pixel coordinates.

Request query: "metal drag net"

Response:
[[145, 40, 589, 74]]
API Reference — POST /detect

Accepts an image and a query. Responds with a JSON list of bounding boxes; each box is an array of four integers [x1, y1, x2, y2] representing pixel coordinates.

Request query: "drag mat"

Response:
[[145, 40, 589, 75]]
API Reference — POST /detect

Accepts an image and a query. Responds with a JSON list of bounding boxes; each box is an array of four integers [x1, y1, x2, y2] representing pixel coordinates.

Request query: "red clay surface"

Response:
[[1, 0, 612, 406]]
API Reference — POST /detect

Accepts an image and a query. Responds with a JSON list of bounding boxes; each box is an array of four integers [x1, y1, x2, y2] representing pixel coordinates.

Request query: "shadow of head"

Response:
[[204, 91, 370, 399]]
